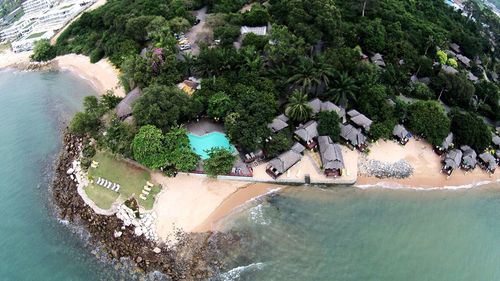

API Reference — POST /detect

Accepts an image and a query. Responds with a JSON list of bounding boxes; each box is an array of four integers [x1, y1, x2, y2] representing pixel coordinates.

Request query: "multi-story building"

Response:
[[22, 0, 56, 16]]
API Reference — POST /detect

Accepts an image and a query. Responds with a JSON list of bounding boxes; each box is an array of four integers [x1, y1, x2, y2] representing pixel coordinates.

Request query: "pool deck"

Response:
[[186, 118, 224, 136]]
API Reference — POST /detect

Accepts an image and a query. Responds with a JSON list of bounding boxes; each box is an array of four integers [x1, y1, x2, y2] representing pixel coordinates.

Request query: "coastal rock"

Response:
[[359, 157, 414, 179], [51, 131, 243, 280]]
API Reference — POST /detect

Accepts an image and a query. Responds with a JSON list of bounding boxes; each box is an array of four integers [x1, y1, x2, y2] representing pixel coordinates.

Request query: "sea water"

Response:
[[0, 69, 121, 280], [217, 184, 500, 281]]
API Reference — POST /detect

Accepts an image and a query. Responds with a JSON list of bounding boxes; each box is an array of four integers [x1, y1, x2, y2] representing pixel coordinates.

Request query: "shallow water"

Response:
[[219, 184, 500, 281], [0, 69, 122, 280]]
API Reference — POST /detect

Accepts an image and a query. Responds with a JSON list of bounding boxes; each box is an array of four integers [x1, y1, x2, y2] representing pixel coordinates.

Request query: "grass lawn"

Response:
[[84, 151, 162, 210], [26, 31, 46, 39]]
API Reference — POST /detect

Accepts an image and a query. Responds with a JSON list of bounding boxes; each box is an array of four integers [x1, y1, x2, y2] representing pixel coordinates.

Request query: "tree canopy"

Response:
[[407, 101, 451, 146]]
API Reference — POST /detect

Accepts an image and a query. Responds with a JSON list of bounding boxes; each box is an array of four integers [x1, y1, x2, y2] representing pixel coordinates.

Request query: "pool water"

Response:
[[187, 132, 236, 160]]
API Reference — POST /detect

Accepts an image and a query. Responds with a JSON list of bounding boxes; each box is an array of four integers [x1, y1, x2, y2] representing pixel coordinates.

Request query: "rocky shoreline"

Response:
[[52, 131, 244, 280]]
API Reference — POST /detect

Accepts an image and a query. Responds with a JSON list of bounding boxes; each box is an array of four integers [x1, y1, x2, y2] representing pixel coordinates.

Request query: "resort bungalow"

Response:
[[291, 142, 306, 155], [347, 110, 372, 132], [460, 145, 477, 171], [340, 124, 367, 151], [393, 124, 410, 145], [456, 54, 471, 68], [268, 114, 289, 133], [410, 74, 431, 85], [176, 77, 201, 96], [370, 53, 386, 68], [266, 150, 302, 179], [492, 133, 500, 148], [436, 133, 454, 155], [467, 72, 479, 83], [318, 136, 345, 177], [450, 43, 461, 54], [308, 99, 346, 122], [442, 149, 463, 176], [116, 87, 142, 120], [294, 121, 319, 149], [478, 152, 496, 174], [442, 65, 459, 75]]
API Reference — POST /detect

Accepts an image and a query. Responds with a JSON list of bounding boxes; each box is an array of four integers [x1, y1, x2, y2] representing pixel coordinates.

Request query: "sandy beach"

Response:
[[357, 139, 500, 188], [55, 54, 124, 97], [0, 49, 124, 97], [151, 173, 277, 241]]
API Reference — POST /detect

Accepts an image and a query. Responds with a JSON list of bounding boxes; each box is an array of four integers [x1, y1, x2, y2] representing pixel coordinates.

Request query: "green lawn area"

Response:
[[84, 151, 162, 210], [26, 31, 46, 39]]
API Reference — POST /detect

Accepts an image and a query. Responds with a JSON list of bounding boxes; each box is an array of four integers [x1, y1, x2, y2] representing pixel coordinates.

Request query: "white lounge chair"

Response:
[[142, 190, 149, 195], [146, 181, 154, 187], [115, 184, 121, 192], [140, 194, 147, 200], [106, 182, 113, 189], [144, 186, 151, 192]]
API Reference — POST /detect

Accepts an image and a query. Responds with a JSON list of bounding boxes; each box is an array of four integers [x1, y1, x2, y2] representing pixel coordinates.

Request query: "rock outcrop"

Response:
[[52, 131, 242, 280]]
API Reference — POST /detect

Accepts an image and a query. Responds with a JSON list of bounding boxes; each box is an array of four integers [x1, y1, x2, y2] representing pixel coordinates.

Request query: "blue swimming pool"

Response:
[[187, 132, 236, 160]]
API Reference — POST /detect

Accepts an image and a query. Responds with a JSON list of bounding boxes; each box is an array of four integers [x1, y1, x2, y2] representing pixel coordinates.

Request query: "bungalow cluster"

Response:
[[438, 131, 500, 176]]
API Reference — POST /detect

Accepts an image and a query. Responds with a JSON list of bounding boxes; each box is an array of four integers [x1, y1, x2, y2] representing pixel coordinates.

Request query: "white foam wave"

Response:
[[215, 262, 265, 281], [355, 179, 499, 191], [57, 218, 70, 225], [249, 204, 271, 225]]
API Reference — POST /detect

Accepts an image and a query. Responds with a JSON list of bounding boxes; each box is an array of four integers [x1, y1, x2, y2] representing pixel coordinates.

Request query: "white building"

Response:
[[11, 30, 54, 52], [22, 0, 56, 16], [1, 0, 95, 51], [0, 18, 36, 42]]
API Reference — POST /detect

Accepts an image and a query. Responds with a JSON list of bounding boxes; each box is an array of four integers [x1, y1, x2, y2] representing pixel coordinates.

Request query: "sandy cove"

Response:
[[0, 50, 124, 97], [151, 173, 281, 241], [357, 139, 500, 188]]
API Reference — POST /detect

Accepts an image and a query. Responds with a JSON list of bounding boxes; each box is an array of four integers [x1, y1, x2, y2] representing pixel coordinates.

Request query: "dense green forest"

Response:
[[36, 0, 500, 173]]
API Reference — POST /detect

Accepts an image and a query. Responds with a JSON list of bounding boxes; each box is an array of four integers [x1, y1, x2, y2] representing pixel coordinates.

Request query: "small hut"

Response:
[[294, 121, 319, 149], [436, 133, 454, 155], [478, 153, 496, 174], [347, 109, 372, 132], [116, 87, 142, 120], [393, 124, 410, 145], [460, 145, 477, 171], [318, 136, 344, 177], [442, 149, 463, 175], [266, 150, 302, 179], [340, 124, 367, 151]]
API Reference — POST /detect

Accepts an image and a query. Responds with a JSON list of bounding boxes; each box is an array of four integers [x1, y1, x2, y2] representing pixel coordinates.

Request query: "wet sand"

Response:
[[193, 183, 284, 232]]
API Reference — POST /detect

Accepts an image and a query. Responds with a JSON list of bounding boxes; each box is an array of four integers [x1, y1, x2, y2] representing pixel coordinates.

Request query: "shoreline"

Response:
[[0, 50, 124, 97]]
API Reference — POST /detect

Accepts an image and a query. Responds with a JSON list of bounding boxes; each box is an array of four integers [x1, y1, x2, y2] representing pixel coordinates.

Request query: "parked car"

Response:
[[179, 44, 191, 51]]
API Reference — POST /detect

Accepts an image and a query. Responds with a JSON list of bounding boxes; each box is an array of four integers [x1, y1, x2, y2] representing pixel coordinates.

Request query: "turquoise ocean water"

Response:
[[0, 69, 121, 280], [2, 69, 500, 281], [217, 185, 500, 280]]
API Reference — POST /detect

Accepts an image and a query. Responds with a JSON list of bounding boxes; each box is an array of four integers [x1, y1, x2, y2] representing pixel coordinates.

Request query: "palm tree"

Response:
[[313, 56, 335, 96], [287, 57, 321, 93], [285, 90, 312, 122], [181, 52, 195, 77], [328, 72, 358, 108]]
